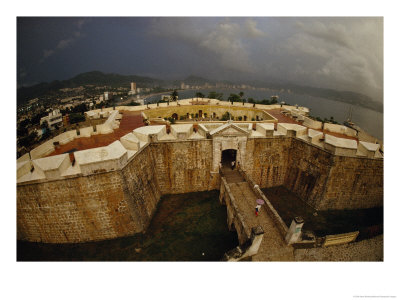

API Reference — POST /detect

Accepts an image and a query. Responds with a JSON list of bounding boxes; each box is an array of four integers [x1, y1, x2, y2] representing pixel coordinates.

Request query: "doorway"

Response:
[[221, 149, 237, 169]]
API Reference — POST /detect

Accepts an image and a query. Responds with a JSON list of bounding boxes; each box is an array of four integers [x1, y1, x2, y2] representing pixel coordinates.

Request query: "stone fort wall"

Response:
[[17, 126, 383, 243], [17, 140, 218, 243], [17, 146, 160, 243], [245, 137, 383, 210]]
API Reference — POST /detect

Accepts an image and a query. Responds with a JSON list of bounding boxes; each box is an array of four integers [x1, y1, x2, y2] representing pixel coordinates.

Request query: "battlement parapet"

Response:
[[74, 140, 128, 176], [277, 123, 308, 137], [324, 134, 358, 156], [17, 121, 383, 185]]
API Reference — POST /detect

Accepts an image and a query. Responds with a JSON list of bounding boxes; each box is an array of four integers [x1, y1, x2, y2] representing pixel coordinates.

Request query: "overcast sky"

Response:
[[17, 17, 383, 102]]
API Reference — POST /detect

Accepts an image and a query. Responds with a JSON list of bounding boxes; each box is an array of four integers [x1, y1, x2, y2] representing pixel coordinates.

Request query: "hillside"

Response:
[[17, 71, 165, 105], [17, 71, 383, 113]]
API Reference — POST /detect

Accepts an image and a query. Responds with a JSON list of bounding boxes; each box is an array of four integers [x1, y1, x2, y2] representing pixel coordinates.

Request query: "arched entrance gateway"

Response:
[[210, 121, 249, 172], [221, 149, 237, 169]]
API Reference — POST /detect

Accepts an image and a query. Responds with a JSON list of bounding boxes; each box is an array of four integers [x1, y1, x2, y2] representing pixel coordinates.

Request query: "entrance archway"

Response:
[[221, 149, 237, 169]]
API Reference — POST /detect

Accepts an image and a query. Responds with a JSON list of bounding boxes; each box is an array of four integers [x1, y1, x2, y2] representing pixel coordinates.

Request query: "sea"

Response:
[[144, 88, 383, 140]]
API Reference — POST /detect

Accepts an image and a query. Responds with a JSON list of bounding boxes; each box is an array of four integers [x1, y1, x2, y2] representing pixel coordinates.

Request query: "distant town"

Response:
[[16, 76, 289, 158]]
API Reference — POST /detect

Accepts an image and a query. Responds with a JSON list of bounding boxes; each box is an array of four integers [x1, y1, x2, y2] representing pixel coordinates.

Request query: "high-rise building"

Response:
[[131, 82, 137, 91]]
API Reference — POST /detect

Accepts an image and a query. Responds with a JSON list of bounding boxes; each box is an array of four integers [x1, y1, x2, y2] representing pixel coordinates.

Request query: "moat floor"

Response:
[[17, 190, 238, 261], [262, 186, 383, 239]]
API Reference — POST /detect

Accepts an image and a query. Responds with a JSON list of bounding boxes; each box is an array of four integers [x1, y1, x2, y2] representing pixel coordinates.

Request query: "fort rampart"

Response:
[[17, 103, 383, 243]]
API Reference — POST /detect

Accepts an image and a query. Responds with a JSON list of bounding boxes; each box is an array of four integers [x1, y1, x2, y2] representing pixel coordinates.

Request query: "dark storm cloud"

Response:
[[17, 17, 383, 101], [39, 18, 89, 63]]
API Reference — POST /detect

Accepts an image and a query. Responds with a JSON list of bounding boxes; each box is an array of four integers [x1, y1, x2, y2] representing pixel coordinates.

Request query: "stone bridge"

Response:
[[219, 165, 294, 261]]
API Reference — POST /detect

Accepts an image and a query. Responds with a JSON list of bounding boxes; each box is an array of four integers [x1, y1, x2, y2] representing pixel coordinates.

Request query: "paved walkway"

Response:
[[221, 167, 294, 261]]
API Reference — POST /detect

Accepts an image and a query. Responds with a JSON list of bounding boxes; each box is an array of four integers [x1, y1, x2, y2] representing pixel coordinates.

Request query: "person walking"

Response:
[[255, 204, 261, 216], [231, 160, 235, 170]]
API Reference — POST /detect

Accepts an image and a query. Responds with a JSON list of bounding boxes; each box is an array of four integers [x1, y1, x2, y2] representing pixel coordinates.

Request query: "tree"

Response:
[[208, 91, 224, 100], [18, 131, 38, 148], [17, 125, 28, 137], [221, 111, 231, 121], [171, 89, 178, 102], [248, 98, 255, 104], [69, 113, 86, 124], [228, 93, 241, 104], [195, 92, 205, 99], [260, 99, 271, 105]]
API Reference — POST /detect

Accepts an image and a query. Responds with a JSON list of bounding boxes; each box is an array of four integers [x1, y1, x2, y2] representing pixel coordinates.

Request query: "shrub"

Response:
[[69, 113, 85, 124]]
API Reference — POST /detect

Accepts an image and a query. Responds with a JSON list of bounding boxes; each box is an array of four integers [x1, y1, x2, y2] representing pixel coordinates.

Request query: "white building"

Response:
[[40, 109, 63, 130], [104, 92, 113, 101], [129, 82, 137, 95]]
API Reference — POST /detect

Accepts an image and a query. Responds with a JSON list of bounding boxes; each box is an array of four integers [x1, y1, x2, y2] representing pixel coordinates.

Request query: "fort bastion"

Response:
[[17, 99, 383, 243]]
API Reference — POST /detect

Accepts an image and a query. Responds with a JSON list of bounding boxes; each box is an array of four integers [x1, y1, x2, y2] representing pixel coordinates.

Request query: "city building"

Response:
[[40, 109, 63, 130], [104, 91, 113, 101]]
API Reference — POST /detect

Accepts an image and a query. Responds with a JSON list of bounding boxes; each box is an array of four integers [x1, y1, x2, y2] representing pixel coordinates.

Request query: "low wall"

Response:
[[219, 177, 252, 245], [29, 110, 121, 159], [323, 123, 357, 137], [142, 104, 276, 122], [30, 139, 55, 159], [53, 130, 78, 145], [237, 166, 288, 238], [303, 117, 322, 130]]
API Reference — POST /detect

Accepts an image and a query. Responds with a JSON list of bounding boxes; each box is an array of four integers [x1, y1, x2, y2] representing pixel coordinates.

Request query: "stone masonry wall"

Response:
[[284, 138, 383, 210], [17, 135, 383, 243], [243, 137, 292, 188], [150, 140, 219, 194], [319, 155, 383, 210], [284, 138, 333, 209], [17, 146, 161, 243]]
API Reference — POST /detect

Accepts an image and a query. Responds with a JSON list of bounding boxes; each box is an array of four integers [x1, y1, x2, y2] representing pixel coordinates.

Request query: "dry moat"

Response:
[[262, 186, 383, 241], [17, 191, 238, 261]]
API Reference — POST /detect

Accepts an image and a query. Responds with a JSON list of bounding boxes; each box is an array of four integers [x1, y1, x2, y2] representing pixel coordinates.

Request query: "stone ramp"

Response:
[[224, 171, 294, 261], [221, 167, 245, 183]]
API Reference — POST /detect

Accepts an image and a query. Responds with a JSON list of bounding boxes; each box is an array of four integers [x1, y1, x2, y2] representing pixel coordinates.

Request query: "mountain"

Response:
[[17, 71, 165, 105], [17, 71, 383, 113]]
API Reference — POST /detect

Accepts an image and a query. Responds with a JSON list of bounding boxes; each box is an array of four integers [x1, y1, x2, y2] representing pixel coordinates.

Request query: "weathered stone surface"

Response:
[[284, 138, 383, 210], [17, 129, 383, 243], [17, 146, 160, 243], [244, 137, 292, 188], [150, 140, 217, 194]]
